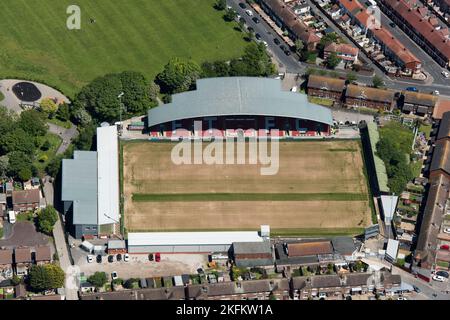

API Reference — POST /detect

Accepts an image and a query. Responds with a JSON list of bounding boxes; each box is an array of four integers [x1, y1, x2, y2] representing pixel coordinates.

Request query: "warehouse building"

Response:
[[127, 231, 264, 254]]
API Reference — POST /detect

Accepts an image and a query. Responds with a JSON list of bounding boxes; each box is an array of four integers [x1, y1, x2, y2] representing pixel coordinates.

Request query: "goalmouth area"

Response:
[[122, 140, 371, 236]]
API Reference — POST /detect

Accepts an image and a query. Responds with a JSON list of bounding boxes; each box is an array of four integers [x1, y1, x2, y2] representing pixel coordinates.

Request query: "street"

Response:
[[227, 0, 450, 95]]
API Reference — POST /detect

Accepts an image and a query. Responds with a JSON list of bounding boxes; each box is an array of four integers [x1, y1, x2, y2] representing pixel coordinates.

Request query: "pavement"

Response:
[[47, 122, 79, 154], [0, 79, 70, 113], [0, 221, 51, 248]]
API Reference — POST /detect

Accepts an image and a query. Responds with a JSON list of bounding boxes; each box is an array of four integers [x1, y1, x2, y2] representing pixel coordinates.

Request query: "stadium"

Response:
[[146, 77, 332, 138]]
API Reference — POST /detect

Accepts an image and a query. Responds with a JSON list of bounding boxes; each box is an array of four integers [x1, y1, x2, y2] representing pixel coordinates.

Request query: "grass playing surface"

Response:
[[122, 140, 371, 235], [0, 0, 247, 97]]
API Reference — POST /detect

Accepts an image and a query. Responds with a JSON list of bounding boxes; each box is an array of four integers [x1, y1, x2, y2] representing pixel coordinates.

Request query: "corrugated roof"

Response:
[[61, 151, 98, 225], [386, 239, 399, 260], [380, 195, 399, 223], [367, 123, 390, 193], [287, 241, 333, 257], [233, 241, 271, 255], [147, 77, 333, 128], [128, 231, 263, 247]]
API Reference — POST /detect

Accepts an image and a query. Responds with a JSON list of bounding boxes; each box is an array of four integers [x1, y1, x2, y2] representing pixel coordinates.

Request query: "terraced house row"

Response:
[[378, 0, 450, 67], [307, 75, 437, 115]]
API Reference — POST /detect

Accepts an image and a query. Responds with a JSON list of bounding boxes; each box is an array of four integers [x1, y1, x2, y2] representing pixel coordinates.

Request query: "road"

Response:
[[47, 122, 79, 154], [44, 178, 79, 300], [228, 0, 450, 95]]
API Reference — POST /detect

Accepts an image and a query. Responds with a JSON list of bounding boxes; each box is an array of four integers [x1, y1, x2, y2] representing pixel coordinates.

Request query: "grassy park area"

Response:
[[0, 0, 247, 97]]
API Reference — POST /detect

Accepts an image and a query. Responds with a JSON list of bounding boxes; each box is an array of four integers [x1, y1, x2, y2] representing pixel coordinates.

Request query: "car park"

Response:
[[273, 38, 280, 45], [124, 253, 130, 262], [116, 254, 122, 262], [108, 255, 114, 263], [96, 255, 102, 263], [252, 17, 260, 24], [432, 275, 445, 282], [239, 2, 246, 9], [245, 9, 253, 16], [111, 271, 118, 280], [87, 255, 94, 263]]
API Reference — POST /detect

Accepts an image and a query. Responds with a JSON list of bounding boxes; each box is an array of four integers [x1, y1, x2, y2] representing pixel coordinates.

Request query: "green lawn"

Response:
[[34, 133, 62, 174], [48, 117, 72, 129], [419, 124, 432, 139], [308, 96, 334, 107], [132, 193, 368, 202], [0, 227, 3, 239], [0, 0, 247, 97], [0, 91, 4, 102]]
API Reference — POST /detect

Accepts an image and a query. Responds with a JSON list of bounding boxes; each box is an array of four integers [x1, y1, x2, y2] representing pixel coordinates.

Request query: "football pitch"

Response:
[[122, 140, 372, 236], [0, 0, 246, 97]]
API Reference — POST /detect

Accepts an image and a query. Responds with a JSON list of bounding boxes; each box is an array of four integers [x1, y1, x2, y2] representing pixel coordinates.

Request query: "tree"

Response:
[[224, 8, 237, 22], [120, 71, 157, 115], [46, 155, 63, 178], [29, 264, 65, 292], [214, 0, 227, 10], [39, 98, 58, 115], [201, 61, 230, 78], [326, 52, 341, 69], [18, 167, 32, 181], [0, 155, 9, 178], [123, 278, 139, 289], [294, 40, 304, 54], [41, 140, 51, 151], [346, 71, 357, 83], [372, 75, 384, 88], [17, 110, 47, 137], [148, 82, 160, 101], [37, 205, 59, 234], [7, 151, 33, 180], [0, 128, 36, 155], [74, 124, 96, 151], [72, 108, 92, 127], [88, 272, 108, 288], [155, 57, 201, 94], [56, 102, 70, 121], [241, 42, 276, 76]]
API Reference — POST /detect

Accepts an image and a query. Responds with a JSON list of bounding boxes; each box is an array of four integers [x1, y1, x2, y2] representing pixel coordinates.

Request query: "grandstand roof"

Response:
[[147, 77, 333, 128], [367, 123, 390, 193]]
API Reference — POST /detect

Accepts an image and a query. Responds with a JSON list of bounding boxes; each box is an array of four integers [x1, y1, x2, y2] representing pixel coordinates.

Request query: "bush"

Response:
[[29, 264, 65, 292], [37, 206, 59, 234], [88, 272, 108, 288]]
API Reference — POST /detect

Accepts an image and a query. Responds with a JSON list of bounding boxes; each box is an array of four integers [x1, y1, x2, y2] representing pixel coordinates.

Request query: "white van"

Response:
[[8, 211, 16, 224]]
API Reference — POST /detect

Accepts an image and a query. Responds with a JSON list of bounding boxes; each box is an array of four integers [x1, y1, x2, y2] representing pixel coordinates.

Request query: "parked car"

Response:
[[279, 44, 286, 51], [148, 253, 154, 261], [96, 255, 102, 263], [436, 271, 449, 278], [247, 26, 254, 33], [284, 49, 291, 56], [273, 38, 280, 45], [412, 285, 421, 293], [262, 40, 268, 47], [397, 296, 407, 300], [124, 253, 130, 262], [87, 255, 94, 263], [441, 244, 450, 250], [155, 252, 161, 262], [239, 2, 246, 9], [432, 275, 445, 282], [245, 9, 253, 16], [255, 33, 261, 40], [290, 86, 298, 92], [443, 228, 450, 234], [116, 254, 122, 262], [433, 90, 440, 95], [111, 271, 118, 280], [252, 17, 260, 24], [108, 255, 114, 263], [389, 22, 396, 28], [442, 70, 449, 78], [406, 87, 418, 92]]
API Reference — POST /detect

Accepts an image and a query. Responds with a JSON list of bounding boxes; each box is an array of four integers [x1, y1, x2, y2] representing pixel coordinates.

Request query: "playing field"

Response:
[[0, 0, 246, 97], [122, 140, 371, 235]]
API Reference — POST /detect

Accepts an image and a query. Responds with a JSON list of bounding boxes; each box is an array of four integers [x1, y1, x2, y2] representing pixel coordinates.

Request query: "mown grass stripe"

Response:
[[132, 193, 368, 202]]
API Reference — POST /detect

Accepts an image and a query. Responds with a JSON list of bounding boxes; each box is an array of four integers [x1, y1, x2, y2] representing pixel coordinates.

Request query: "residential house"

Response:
[[12, 189, 40, 212], [307, 75, 345, 100], [324, 42, 359, 63], [260, 0, 321, 50], [232, 241, 274, 268], [345, 85, 395, 110], [14, 248, 32, 276], [81, 286, 186, 300], [0, 249, 13, 278], [34, 246, 52, 265], [400, 91, 437, 116]]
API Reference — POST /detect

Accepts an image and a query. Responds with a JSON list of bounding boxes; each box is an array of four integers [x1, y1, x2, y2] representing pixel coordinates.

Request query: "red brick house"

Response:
[[345, 85, 395, 111], [12, 189, 40, 212], [307, 75, 345, 101]]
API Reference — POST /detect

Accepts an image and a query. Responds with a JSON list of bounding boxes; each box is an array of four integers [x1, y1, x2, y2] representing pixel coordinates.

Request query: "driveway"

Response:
[[47, 122, 79, 154], [0, 221, 50, 248]]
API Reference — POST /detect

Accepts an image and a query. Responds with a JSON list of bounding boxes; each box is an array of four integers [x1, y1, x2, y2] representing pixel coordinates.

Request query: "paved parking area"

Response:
[[77, 252, 208, 280], [0, 221, 50, 248]]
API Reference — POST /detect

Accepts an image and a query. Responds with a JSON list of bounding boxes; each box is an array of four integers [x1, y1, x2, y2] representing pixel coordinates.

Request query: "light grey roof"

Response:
[[61, 151, 98, 225], [233, 241, 271, 255], [108, 240, 126, 250], [147, 77, 333, 128]]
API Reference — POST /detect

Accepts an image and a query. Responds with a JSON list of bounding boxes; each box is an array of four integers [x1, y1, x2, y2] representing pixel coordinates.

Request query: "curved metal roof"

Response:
[[147, 77, 333, 128]]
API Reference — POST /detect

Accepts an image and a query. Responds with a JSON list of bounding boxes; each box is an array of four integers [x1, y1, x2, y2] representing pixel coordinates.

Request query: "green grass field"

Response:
[[0, 0, 247, 97]]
